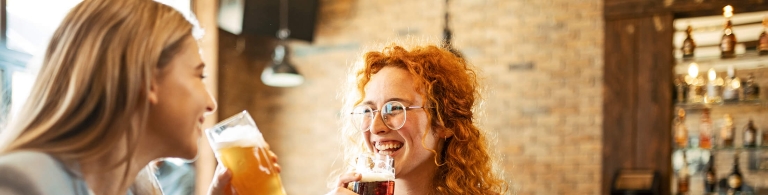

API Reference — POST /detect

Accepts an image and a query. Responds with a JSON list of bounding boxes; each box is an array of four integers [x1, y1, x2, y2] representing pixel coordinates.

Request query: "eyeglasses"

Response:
[[350, 101, 428, 131]]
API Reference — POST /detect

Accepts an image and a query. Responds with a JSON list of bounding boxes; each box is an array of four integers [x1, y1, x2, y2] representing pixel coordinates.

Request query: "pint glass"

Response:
[[206, 111, 286, 195], [351, 154, 395, 195]]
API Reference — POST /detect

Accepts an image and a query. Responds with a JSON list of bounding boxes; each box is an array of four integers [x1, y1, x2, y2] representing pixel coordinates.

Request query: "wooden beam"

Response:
[[193, 0, 219, 194]]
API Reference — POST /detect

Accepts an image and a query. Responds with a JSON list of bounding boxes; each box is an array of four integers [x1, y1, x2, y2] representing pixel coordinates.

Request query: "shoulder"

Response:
[[0, 151, 82, 195]]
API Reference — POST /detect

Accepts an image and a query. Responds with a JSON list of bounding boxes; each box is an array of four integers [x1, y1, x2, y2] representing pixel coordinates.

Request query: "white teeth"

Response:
[[375, 142, 403, 151]]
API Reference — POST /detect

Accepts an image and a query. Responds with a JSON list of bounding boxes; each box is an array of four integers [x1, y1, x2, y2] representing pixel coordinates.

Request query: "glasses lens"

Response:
[[382, 101, 407, 130], [351, 105, 373, 131]]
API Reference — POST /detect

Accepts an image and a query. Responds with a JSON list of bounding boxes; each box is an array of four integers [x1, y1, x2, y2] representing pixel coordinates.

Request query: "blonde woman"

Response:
[[328, 44, 508, 195], [0, 0, 272, 194]]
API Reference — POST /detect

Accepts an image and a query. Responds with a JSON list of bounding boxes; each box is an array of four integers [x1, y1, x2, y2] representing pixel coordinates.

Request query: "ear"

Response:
[[437, 128, 454, 139], [147, 80, 159, 105]]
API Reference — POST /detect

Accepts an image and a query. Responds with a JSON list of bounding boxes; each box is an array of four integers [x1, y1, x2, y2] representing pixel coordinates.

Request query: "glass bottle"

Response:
[[675, 77, 688, 103], [744, 119, 757, 148], [743, 73, 759, 101], [727, 154, 743, 195], [721, 114, 735, 148], [689, 76, 706, 103], [674, 108, 689, 148], [700, 108, 713, 149], [682, 25, 696, 59], [760, 16, 768, 55], [704, 154, 716, 193], [678, 152, 690, 194], [706, 68, 722, 103], [721, 5, 737, 59], [722, 66, 741, 102]]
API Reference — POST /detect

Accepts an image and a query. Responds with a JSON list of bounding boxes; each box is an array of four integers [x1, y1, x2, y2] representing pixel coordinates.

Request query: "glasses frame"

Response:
[[351, 101, 429, 132]]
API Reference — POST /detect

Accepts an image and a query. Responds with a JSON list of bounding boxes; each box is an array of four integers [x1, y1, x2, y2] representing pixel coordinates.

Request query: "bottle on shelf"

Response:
[[721, 114, 735, 148], [705, 68, 722, 103], [742, 73, 759, 101], [700, 108, 713, 149], [744, 119, 757, 148], [682, 24, 696, 59], [686, 63, 705, 103], [704, 154, 716, 193], [678, 152, 690, 194], [722, 66, 741, 102], [675, 77, 688, 104], [674, 108, 689, 148], [727, 154, 743, 195], [760, 16, 768, 55], [721, 5, 737, 59]]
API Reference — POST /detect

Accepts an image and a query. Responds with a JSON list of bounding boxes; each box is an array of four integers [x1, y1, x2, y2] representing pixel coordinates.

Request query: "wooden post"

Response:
[[193, 0, 219, 194]]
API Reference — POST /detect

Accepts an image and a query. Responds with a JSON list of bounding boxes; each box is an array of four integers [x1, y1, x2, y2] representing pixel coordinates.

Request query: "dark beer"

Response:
[[352, 180, 395, 195]]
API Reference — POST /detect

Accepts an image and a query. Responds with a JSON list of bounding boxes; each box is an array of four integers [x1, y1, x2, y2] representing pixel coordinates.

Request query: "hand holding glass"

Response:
[[206, 111, 286, 195]]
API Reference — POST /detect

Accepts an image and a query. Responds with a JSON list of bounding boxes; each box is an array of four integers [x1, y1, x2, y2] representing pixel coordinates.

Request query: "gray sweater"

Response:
[[0, 151, 92, 195]]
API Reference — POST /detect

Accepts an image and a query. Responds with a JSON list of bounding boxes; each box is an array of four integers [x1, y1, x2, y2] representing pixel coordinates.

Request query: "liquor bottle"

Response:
[[682, 25, 696, 59], [675, 77, 688, 103], [706, 68, 722, 103], [722, 66, 741, 102], [721, 5, 737, 59], [704, 154, 717, 193], [700, 108, 713, 149], [689, 76, 706, 104], [721, 114, 735, 148], [674, 108, 689, 148], [760, 16, 768, 55], [744, 119, 757, 148], [743, 73, 760, 101], [727, 154, 743, 194], [678, 152, 690, 194]]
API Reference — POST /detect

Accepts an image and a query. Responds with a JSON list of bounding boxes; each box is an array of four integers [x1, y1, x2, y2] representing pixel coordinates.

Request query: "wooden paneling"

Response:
[[634, 14, 673, 195], [602, 14, 674, 195], [605, 0, 665, 19], [603, 17, 640, 195]]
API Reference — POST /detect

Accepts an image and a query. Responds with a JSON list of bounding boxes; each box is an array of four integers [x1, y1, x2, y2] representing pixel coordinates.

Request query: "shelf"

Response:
[[674, 146, 768, 152], [674, 51, 768, 75], [675, 99, 767, 110]]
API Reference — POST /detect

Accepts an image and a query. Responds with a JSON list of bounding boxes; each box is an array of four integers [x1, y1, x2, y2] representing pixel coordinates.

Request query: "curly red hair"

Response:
[[340, 43, 507, 195]]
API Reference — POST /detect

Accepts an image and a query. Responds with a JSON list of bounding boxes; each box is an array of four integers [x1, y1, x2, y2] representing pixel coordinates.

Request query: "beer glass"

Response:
[[206, 111, 286, 195], [350, 154, 395, 195]]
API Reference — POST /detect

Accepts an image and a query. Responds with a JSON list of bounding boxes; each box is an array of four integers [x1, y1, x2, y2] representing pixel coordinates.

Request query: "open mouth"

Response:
[[374, 141, 403, 156]]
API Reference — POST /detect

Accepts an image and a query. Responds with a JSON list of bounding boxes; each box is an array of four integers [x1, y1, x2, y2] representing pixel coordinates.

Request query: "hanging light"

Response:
[[442, 0, 462, 58], [261, 0, 303, 87]]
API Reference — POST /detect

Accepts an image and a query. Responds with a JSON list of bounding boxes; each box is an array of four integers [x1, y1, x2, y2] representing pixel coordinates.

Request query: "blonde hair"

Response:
[[335, 41, 507, 194], [0, 0, 196, 194]]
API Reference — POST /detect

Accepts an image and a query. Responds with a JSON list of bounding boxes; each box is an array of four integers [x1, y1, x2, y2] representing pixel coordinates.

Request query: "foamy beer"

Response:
[[351, 154, 395, 195], [206, 111, 286, 195]]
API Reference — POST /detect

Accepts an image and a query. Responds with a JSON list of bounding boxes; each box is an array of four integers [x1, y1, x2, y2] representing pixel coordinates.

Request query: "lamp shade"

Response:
[[261, 44, 304, 87]]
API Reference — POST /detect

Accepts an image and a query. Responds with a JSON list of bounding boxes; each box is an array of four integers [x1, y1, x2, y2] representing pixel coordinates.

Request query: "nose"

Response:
[[204, 89, 217, 114], [370, 112, 391, 135]]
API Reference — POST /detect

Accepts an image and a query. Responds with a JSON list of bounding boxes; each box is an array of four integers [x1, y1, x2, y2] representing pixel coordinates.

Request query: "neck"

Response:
[[79, 138, 161, 195], [394, 161, 439, 195]]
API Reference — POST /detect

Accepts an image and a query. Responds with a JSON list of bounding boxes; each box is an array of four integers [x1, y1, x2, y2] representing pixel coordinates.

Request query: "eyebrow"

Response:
[[361, 97, 413, 107], [196, 63, 206, 70]]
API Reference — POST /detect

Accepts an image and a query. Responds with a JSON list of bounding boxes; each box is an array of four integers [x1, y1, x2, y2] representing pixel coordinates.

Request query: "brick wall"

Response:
[[217, 0, 604, 194]]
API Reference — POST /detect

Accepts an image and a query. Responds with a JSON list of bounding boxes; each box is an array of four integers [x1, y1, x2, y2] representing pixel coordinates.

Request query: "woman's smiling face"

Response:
[[361, 66, 441, 177]]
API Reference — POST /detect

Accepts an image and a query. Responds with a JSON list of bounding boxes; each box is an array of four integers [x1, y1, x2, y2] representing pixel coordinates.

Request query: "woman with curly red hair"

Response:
[[328, 43, 508, 195]]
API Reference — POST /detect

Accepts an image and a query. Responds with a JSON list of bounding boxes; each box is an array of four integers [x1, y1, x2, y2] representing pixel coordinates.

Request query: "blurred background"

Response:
[[4, 0, 767, 195]]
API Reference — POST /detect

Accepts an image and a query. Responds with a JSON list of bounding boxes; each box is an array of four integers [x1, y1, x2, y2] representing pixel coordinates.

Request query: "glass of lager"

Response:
[[350, 154, 395, 195], [205, 111, 286, 195]]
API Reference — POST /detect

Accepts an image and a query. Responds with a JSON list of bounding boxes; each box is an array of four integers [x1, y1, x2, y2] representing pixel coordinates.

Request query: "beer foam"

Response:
[[211, 125, 267, 150], [360, 172, 394, 182]]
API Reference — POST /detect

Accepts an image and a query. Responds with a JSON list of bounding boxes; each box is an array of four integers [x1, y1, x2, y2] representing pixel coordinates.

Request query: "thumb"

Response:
[[208, 165, 235, 195]]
